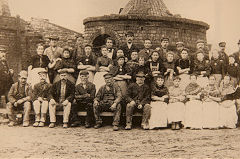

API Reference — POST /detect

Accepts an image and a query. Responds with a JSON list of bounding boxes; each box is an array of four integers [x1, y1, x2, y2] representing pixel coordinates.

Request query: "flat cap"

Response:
[[219, 42, 226, 47], [161, 37, 169, 42], [48, 35, 59, 40], [103, 73, 113, 79], [196, 39, 205, 44], [136, 72, 146, 77], [125, 31, 134, 37], [176, 41, 184, 46], [79, 70, 89, 76]]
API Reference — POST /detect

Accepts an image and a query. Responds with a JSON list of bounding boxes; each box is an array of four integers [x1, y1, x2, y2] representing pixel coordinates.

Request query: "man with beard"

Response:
[[6, 71, 32, 127], [48, 71, 75, 128], [93, 73, 122, 131], [32, 69, 52, 127], [125, 72, 151, 130], [0, 46, 13, 103], [119, 31, 139, 60]]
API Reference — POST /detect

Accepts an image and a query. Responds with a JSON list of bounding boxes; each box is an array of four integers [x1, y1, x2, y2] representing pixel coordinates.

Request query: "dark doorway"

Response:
[[92, 34, 115, 56]]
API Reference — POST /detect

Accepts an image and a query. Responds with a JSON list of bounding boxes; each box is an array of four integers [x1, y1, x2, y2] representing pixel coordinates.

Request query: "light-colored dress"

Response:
[[219, 82, 238, 128], [184, 83, 203, 129], [149, 84, 168, 129], [201, 84, 221, 129], [167, 86, 185, 124]]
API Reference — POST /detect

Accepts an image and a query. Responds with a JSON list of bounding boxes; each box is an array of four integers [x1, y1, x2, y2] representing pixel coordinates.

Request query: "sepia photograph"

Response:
[[0, 0, 240, 158]]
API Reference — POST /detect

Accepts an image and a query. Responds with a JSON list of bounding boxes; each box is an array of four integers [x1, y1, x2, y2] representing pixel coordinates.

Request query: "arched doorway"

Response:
[[92, 34, 115, 56]]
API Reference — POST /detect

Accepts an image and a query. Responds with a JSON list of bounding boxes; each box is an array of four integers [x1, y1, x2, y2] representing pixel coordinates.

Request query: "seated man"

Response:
[[72, 70, 96, 128], [7, 71, 32, 127], [49, 70, 75, 128], [32, 69, 52, 127], [125, 72, 151, 130], [93, 73, 122, 131]]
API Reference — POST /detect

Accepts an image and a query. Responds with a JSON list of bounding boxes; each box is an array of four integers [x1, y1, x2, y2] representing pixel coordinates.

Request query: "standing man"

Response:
[[105, 37, 116, 60], [157, 37, 170, 62], [0, 45, 14, 103], [72, 35, 85, 62], [49, 71, 75, 128], [175, 41, 184, 60], [192, 39, 209, 60], [138, 39, 154, 61], [233, 40, 240, 64], [218, 42, 229, 65], [6, 71, 32, 127], [32, 69, 52, 127], [72, 70, 96, 128], [125, 72, 151, 130], [93, 73, 122, 131], [120, 31, 139, 60], [44, 35, 63, 83]]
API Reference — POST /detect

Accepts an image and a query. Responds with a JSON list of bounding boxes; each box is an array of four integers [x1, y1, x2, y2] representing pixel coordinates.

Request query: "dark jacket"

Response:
[[119, 43, 139, 60], [8, 82, 32, 104], [75, 82, 96, 103], [50, 80, 75, 103], [32, 81, 52, 101]]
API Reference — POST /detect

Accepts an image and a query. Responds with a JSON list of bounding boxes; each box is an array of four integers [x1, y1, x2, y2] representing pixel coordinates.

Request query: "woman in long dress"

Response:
[[184, 74, 203, 129], [27, 43, 50, 88], [201, 75, 222, 129], [219, 75, 238, 128], [93, 45, 113, 93], [149, 75, 169, 129], [168, 76, 186, 130]]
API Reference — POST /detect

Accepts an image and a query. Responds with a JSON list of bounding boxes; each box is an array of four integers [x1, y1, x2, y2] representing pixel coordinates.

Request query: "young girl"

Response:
[[219, 75, 238, 129], [93, 45, 113, 92], [76, 44, 96, 85], [168, 76, 185, 130], [184, 74, 203, 129], [201, 75, 222, 129], [210, 50, 225, 86], [27, 43, 50, 87], [53, 47, 77, 84], [175, 48, 191, 89], [149, 75, 169, 129], [192, 51, 211, 88]]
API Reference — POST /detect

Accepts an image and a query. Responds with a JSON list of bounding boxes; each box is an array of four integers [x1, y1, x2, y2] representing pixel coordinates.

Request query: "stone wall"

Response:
[[84, 15, 209, 52]]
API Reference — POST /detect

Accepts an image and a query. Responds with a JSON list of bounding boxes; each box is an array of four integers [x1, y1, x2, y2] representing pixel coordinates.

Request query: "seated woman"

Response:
[[149, 75, 169, 129], [76, 44, 96, 85], [201, 75, 222, 129], [27, 43, 50, 87], [53, 47, 77, 84], [184, 74, 203, 130], [175, 48, 191, 90], [110, 55, 131, 97], [219, 75, 238, 129], [167, 76, 185, 130], [93, 45, 113, 93], [192, 51, 211, 88]]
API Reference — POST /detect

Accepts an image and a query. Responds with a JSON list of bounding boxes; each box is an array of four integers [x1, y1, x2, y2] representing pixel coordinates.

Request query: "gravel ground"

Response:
[[0, 123, 240, 159]]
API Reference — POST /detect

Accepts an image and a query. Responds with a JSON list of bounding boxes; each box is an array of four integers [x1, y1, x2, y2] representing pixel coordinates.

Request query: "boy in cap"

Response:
[[49, 71, 75, 128], [32, 69, 52, 127], [125, 72, 151, 130], [120, 31, 139, 60], [0, 46, 14, 101], [218, 42, 229, 65], [93, 73, 122, 131], [6, 71, 32, 127], [72, 70, 96, 128]]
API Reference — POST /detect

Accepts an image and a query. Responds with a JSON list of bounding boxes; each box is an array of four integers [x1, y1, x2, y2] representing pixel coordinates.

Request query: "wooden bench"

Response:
[[0, 108, 143, 117]]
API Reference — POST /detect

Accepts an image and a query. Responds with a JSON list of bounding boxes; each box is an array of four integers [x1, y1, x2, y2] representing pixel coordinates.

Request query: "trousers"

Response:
[[33, 100, 48, 122], [6, 101, 31, 122], [49, 102, 71, 123]]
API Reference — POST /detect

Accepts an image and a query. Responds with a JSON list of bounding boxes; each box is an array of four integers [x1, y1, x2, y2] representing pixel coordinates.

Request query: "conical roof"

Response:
[[0, 0, 11, 16], [120, 0, 172, 17]]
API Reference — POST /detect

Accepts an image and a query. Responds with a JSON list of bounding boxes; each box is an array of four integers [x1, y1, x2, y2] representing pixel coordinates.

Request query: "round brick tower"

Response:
[[83, 0, 209, 52]]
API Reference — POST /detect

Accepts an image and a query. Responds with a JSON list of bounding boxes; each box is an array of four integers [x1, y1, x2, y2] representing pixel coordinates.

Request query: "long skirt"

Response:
[[93, 71, 108, 93], [149, 101, 168, 129], [212, 74, 222, 87], [115, 80, 127, 97], [167, 102, 185, 124], [184, 100, 203, 129], [219, 100, 238, 128], [196, 76, 208, 88], [27, 68, 50, 88], [54, 73, 76, 84], [179, 74, 190, 90], [202, 101, 220, 128], [75, 71, 95, 86]]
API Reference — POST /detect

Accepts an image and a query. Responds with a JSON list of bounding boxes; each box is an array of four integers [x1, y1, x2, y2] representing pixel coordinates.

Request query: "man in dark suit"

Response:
[[120, 31, 139, 60], [49, 70, 75, 128]]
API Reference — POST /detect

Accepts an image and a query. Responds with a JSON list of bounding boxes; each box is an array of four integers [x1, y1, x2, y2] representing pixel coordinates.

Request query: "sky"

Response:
[[8, 0, 240, 54]]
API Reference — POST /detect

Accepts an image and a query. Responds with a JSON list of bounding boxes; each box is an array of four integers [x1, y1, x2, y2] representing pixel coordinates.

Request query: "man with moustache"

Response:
[[48, 70, 75, 128]]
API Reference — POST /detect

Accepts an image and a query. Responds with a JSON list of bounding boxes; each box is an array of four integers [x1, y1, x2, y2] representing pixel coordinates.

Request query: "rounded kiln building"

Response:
[[83, 0, 210, 52]]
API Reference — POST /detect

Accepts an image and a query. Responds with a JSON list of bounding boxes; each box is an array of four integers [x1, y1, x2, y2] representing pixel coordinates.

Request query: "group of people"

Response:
[[1, 31, 240, 131]]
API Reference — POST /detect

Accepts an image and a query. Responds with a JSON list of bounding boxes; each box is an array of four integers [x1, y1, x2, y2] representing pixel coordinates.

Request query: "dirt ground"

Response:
[[1, 122, 240, 159]]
